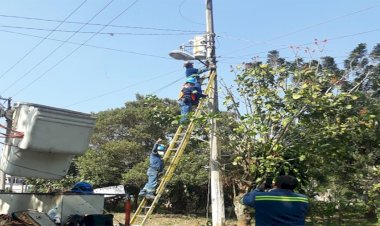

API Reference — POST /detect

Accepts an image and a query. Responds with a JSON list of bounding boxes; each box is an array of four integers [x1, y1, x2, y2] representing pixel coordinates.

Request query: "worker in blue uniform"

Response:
[[138, 138, 166, 200], [242, 175, 309, 226], [184, 61, 209, 78], [184, 61, 210, 100], [178, 77, 197, 124]]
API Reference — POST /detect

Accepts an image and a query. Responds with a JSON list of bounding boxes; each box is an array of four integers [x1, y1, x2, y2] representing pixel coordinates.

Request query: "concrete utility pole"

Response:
[[205, 0, 225, 225]]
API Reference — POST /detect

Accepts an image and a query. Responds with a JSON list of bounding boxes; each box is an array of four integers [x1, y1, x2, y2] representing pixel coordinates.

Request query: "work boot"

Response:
[[145, 193, 156, 200], [138, 189, 147, 197]]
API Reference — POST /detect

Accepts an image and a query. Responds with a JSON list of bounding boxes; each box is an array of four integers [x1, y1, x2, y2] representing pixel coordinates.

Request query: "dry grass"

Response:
[[113, 213, 238, 226]]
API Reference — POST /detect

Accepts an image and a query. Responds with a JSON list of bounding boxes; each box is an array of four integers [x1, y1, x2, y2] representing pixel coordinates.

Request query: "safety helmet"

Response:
[[157, 144, 166, 151], [184, 61, 194, 68], [185, 77, 196, 84]]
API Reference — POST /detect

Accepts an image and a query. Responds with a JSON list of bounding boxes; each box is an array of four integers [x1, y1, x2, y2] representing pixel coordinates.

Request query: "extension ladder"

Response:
[[130, 71, 216, 226]]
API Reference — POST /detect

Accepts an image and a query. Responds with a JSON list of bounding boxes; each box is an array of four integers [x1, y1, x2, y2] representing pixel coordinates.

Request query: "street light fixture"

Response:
[[168, 49, 195, 61], [169, 35, 207, 62]]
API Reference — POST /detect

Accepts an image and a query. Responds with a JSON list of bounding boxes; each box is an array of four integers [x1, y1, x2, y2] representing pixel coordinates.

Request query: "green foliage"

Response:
[[26, 160, 80, 192], [223, 45, 380, 221], [122, 160, 149, 188], [170, 147, 209, 186], [76, 140, 144, 187]]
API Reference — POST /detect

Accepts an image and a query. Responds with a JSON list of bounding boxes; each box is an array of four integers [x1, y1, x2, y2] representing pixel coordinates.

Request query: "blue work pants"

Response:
[[142, 167, 159, 194], [179, 100, 191, 123]]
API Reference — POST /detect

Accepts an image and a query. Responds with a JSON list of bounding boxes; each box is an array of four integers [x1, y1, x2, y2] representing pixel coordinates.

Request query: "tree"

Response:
[[221, 45, 380, 224], [77, 94, 179, 188]]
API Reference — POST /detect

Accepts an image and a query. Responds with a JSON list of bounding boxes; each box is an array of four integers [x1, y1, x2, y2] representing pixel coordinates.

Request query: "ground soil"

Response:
[[113, 213, 238, 226], [113, 213, 378, 226]]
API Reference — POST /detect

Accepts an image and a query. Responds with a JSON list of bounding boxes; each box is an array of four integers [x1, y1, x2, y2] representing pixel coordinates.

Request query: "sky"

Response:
[[0, 0, 379, 114]]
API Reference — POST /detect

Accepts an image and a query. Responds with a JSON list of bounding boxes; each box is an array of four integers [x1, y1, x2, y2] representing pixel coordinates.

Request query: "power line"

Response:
[[64, 69, 181, 107], [0, 0, 88, 81], [0, 13, 203, 33], [0, 25, 203, 36], [178, 0, 204, 26], [150, 76, 184, 95], [224, 3, 380, 55], [219, 27, 380, 61], [0, 29, 170, 60], [267, 4, 380, 43], [11, 0, 141, 97], [0, 0, 116, 96]]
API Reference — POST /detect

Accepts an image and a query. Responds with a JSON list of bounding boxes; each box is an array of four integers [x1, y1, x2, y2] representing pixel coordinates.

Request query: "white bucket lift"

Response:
[[0, 102, 95, 179]]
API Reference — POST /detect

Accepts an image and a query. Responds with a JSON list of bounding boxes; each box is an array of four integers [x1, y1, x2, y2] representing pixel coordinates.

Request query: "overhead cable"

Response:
[[178, 0, 204, 26], [150, 76, 184, 95], [11, 0, 141, 97], [0, 13, 203, 33], [0, 0, 88, 81], [1, 0, 116, 96], [64, 69, 180, 107], [224, 3, 380, 55], [0, 29, 170, 60], [219, 28, 380, 60], [0, 25, 202, 36]]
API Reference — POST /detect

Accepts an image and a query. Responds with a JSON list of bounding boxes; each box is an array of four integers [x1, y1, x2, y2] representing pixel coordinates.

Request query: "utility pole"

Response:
[[205, 0, 225, 225], [0, 97, 12, 191]]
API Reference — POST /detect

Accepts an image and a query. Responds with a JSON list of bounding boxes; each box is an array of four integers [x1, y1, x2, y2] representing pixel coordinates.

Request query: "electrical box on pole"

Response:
[[192, 35, 207, 60]]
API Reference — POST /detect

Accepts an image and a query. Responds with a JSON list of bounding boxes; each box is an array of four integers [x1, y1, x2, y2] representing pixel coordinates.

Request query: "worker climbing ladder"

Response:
[[130, 70, 216, 226]]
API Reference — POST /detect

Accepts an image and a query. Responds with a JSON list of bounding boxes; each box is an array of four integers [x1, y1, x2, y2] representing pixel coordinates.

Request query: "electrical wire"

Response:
[[65, 69, 193, 111], [219, 28, 380, 61], [64, 69, 181, 107], [0, 0, 88, 81], [224, 3, 380, 55], [0, 0, 116, 96], [0, 29, 171, 60], [0, 25, 203, 36], [178, 0, 205, 26], [11, 0, 141, 98], [0, 13, 203, 33], [0, 124, 24, 138], [150, 76, 184, 95]]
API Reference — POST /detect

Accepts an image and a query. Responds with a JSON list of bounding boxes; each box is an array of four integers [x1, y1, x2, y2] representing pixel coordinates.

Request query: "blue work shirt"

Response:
[[185, 67, 209, 78], [242, 188, 309, 226], [149, 143, 164, 172]]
